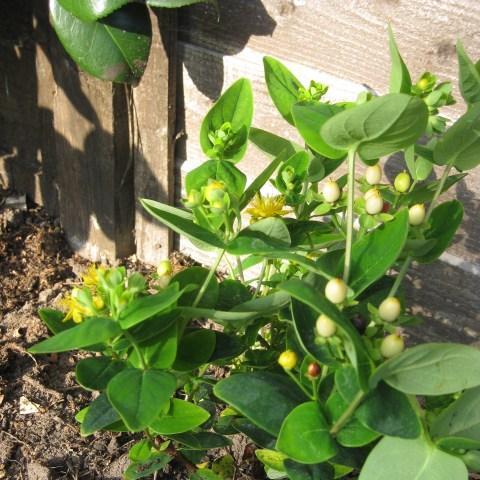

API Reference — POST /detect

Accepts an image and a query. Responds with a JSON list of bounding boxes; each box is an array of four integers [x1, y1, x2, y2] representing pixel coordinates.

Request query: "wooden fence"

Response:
[[1, 0, 479, 341]]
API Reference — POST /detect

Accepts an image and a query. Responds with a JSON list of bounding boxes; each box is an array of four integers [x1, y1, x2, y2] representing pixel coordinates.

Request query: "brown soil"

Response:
[[0, 197, 261, 480]]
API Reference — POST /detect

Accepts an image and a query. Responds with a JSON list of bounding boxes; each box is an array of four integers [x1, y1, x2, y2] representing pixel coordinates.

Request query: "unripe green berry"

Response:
[[394, 172, 411, 193], [381, 333, 405, 358], [365, 191, 384, 215], [278, 350, 298, 370], [378, 297, 401, 322], [157, 259, 173, 277], [325, 278, 348, 304], [184, 189, 203, 208], [365, 164, 382, 185], [204, 180, 225, 203], [316, 314, 337, 338], [408, 203, 426, 226], [322, 179, 341, 203], [210, 199, 227, 215]]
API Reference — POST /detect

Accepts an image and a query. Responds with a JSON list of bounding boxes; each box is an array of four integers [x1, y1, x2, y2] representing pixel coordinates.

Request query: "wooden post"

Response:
[[132, 8, 177, 265]]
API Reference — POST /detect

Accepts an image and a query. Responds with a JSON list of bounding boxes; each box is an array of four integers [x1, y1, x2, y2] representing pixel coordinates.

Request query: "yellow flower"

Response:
[[58, 289, 91, 324], [82, 264, 105, 290], [246, 194, 289, 220]]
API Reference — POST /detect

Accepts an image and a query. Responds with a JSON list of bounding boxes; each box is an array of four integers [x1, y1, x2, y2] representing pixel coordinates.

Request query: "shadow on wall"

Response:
[[178, 0, 277, 99], [0, 0, 170, 258]]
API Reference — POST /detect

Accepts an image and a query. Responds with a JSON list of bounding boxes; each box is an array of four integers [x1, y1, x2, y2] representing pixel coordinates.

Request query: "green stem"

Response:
[[254, 259, 268, 298], [388, 254, 412, 297], [425, 163, 453, 222], [330, 391, 365, 435], [343, 148, 357, 283], [284, 368, 314, 401], [224, 254, 236, 280], [193, 249, 225, 308], [236, 256, 245, 283], [311, 378, 319, 402], [124, 331, 147, 370]]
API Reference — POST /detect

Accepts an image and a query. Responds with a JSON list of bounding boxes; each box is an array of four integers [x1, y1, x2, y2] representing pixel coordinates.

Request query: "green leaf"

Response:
[[249, 127, 302, 159], [81, 393, 121, 436], [370, 343, 480, 395], [456, 40, 480, 104], [284, 460, 334, 480], [50, 0, 151, 83], [277, 402, 337, 464], [29, 317, 121, 353], [173, 329, 216, 371], [227, 217, 291, 255], [76, 357, 126, 391], [415, 200, 463, 263], [190, 470, 224, 480], [185, 160, 246, 198], [264, 56, 303, 125], [124, 452, 172, 480], [200, 78, 253, 162], [233, 418, 276, 449], [209, 331, 245, 363], [292, 103, 346, 159], [150, 399, 210, 435], [359, 436, 468, 480], [171, 266, 219, 309], [169, 432, 231, 450], [325, 391, 379, 447], [433, 102, 480, 170], [38, 308, 71, 334], [348, 209, 409, 296], [214, 372, 305, 436], [388, 26, 412, 94], [216, 280, 252, 311], [57, 0, 133, 21], [107, 368, 176, 431], [119, 284, 183, 328], [321, 94, 428, 160], [128, 439, 152, 462], [141, 199, 225, 249], [280, 279, 371, 391], [431, 386, 480, 449]]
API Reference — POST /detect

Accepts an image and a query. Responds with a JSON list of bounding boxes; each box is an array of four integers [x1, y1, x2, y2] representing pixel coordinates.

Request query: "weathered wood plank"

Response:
[[133, 9, 177, 265]]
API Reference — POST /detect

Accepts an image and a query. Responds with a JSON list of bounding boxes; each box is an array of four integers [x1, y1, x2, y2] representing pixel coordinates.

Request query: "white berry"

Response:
[[322, 179, 341, 203], [378, 297, 401, 322], [365, 165, 382, 185], [325, 278, 348, 304], [365, 191, 384, 215], [316, 314, 337, 337], [381, 333, 405, 358], [409, 204, 426, 226]]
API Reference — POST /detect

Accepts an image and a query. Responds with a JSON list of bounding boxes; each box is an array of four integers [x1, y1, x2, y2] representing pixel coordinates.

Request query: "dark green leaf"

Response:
[[119, 284, 183, 328], [209, 331, 245, 363], [280, 279, 372, 391], [276, 401, 337, 464], [292, 103, 346, 159], [284, 460, 334, 480], [50, 0, 151, 83], [388, 26, 412, 94], [38, 308, 71, 334], [233, 418, 276, 449], [171, 266, 219, 309], [169, 432, 231, 450], [29, 317, 121, 354], [370, 343, 480, 395], [141, 199, 225, 249], [214, 372, 305, 435], [415, 200, 463, 263], [81, 393, 121, 436], [107, 368, 176, 431], [216, 280, 252, 311], [433, 102, 480, 170], [264, 56, 303, 125], [348, 209, 409, 296], [76, 357, 126, 391], [359, 436, 468, 480], [173, 329, 216, 371], [321, 94, 428, 160], [457, 40, 480, 104], [150, 399, 211, 434], [124, 452, 172, 480]]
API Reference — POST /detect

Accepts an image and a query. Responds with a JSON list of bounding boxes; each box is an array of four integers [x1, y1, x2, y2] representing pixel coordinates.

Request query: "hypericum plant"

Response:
[[31, 28, 480, 480], [49, 0, 215, 83]]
